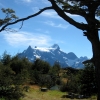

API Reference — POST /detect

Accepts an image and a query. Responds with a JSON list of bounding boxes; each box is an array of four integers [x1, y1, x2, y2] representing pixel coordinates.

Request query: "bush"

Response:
[[60, 83, 67, 92]]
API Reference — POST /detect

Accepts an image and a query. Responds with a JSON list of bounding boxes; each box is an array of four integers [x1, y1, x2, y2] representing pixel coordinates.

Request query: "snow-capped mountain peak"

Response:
[[18, 44, 88, 69]]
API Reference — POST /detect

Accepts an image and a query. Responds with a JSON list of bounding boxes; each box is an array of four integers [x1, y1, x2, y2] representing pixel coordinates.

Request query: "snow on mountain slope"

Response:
[[18, 44, 88, 68]]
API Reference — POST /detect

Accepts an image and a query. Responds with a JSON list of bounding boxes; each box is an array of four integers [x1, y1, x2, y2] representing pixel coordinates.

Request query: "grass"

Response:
[[22, 85, 97, 100], [22, 90, 67, 100]]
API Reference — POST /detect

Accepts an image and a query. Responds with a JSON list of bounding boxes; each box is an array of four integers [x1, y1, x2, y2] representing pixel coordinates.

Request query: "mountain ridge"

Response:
[[18, 44, 88, 68]]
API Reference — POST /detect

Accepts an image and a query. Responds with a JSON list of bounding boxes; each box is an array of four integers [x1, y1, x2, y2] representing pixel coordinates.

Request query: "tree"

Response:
[[52, 61, 61, 76], [64, 67, 80, 93], [79, 63, 97, 96], [32, 59, 50, 74], [30, 59, 51, 84], [0, 0, 100, 99], [0, 63, 24, 100], [1, 51, 11, 65], [10, 56, 31, 84]]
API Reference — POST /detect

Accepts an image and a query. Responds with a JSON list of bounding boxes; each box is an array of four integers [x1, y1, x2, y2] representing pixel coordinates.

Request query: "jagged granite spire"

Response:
[[27, 45, 32, 50], [51, 44, 60, 50]]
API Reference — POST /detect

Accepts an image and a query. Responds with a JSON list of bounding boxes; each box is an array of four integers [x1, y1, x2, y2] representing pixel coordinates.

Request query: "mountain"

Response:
[[18, 44, 88, 69]]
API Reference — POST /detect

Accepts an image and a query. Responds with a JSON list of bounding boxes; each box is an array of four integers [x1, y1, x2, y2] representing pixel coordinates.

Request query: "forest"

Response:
[[0, 51, 97, 100]]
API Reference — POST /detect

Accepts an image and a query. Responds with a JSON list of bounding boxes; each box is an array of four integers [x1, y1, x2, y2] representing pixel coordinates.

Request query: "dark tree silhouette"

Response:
[[0, 0, 100, 99]]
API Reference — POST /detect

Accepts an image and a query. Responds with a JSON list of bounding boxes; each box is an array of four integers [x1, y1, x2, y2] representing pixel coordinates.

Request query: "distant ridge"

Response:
[[18, 44, 88, 68]]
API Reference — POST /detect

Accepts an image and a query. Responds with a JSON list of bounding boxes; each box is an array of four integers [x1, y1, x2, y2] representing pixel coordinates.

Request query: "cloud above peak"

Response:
[[3, 31, 52, 47]]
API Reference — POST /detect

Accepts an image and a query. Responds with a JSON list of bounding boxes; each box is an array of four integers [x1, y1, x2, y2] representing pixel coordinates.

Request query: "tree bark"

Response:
[[95, 56, 100, 100], [88, 30, 100, 100], [92, 46, 100, 100]]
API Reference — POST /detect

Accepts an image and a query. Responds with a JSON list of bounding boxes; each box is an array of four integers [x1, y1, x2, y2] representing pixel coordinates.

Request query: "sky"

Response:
[[0, 0, 94, 58]]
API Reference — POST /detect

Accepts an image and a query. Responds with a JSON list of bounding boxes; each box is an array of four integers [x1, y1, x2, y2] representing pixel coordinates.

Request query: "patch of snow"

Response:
[[50, 51, 55, 55], [34, 54, 41, 59], [67, 58, 78, 66], [30, 58, 34, 60], [63, 57, 67, 59], [75, 61, 80, 64], [34, 47, 53, 52]]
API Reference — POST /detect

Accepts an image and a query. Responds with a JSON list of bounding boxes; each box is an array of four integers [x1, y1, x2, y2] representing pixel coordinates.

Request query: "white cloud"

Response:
[[15, 0, 35, 4], [41, 10, 79, 19], [22, 0, 32, 3], [42, 0, 50, 5], [3, 31, 52, 47], [44, 21, 69, 29], [41, 10, 61, 19]]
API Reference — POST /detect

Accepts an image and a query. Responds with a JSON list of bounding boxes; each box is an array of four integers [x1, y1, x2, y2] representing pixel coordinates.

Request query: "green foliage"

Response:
[[51, 61, 61, 77], [32, 59, 50, 74], [60, 82, 67, 92], [0, 51, 97, 99], [66, 74, 80, 93], [0, 52, 32, 100], [30, 69, 40, 84], [30, 59, 57, 88], [66, 67, 79, 75], [0, 8, 18, 27], [0, 65, 24, 100], [63, 64, 97, 96], [1, 51, 11, 65], [79, 63, 97, 96], [30, 59, 51, 85], [57, 0, 100, 16]]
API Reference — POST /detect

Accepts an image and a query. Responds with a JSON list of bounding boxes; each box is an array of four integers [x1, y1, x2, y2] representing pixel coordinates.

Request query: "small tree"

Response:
[[52, 61, 61, 77], [10, 56, 31, 84], [32, 59, 50, 74], [1, 51, 11, 65], [79, 63, 97, 96], [30, 59, 51, 84]]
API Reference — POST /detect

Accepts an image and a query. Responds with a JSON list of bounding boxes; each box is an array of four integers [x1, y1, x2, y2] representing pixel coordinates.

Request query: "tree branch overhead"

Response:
[[0, 6, 53, 32], [49, 0, 88, 31]]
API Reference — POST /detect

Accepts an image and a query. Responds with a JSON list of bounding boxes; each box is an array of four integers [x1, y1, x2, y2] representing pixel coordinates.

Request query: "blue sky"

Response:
[[0, 0, 93, 58]]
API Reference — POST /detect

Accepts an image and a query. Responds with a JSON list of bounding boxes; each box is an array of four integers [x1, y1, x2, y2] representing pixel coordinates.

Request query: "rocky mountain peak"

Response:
[[51, 44, 60, 50], [26, 45, 34, 53], [67, 52, 78, 60], [27, 45, 32, 50]]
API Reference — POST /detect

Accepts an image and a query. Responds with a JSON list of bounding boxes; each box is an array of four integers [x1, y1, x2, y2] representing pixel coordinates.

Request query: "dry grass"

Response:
[[22, 85, 97, 100]]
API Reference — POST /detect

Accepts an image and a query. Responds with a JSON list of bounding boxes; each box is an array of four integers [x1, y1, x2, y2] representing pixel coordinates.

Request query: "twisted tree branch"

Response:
[[0, 6, 53, 32], [49, 0, 88, 31]]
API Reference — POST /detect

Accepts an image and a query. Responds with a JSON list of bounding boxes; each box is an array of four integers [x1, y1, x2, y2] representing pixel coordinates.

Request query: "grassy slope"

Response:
[[23, 90, 67, 100], [22, 85, 97, 100]]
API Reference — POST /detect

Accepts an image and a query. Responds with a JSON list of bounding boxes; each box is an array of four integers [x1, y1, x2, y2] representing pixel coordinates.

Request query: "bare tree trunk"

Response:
[[88, 30, 100, 100], [94, 58, 100, 100], [92, 45, 100, 100]]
